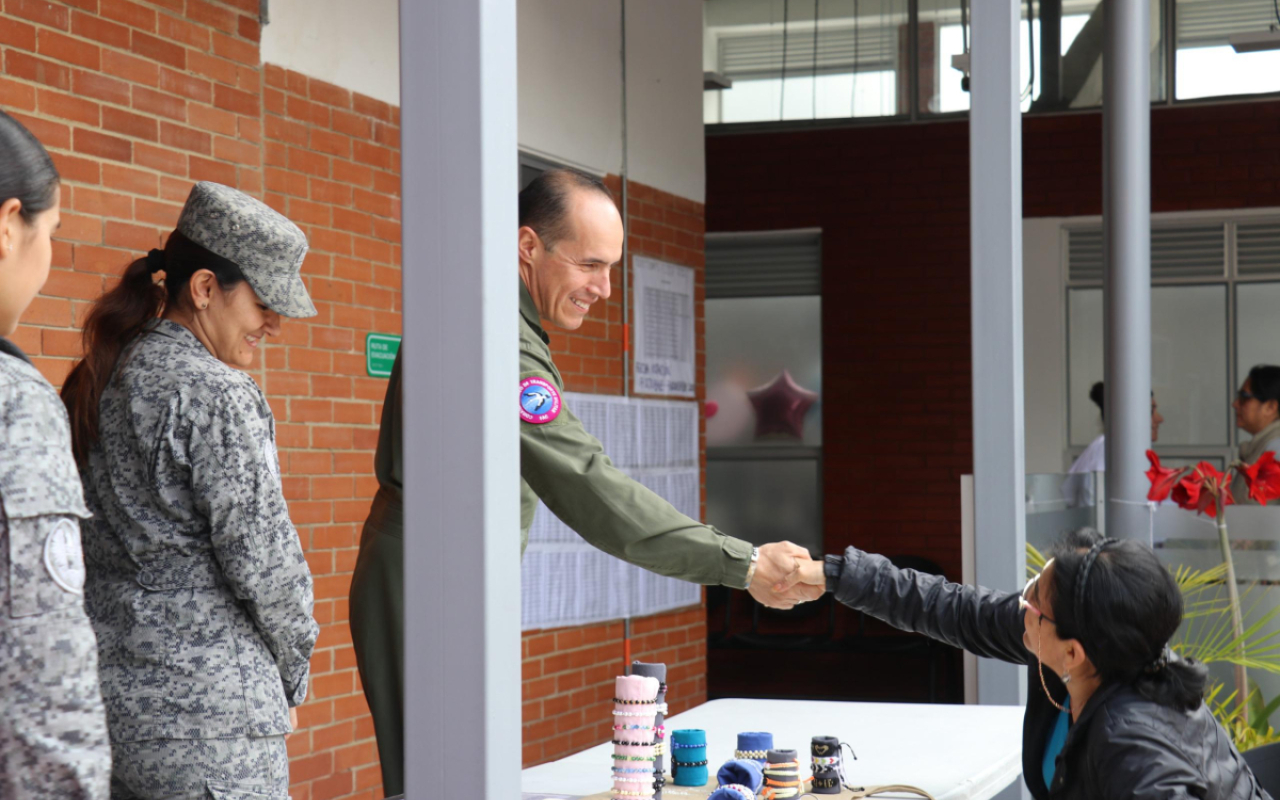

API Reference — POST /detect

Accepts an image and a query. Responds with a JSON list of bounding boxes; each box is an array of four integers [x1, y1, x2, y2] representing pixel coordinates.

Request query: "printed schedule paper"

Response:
[[632, 256, 696, 398]]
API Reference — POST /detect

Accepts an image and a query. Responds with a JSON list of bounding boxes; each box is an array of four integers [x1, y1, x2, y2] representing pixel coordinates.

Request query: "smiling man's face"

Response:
[[519, 188, 622, 330]]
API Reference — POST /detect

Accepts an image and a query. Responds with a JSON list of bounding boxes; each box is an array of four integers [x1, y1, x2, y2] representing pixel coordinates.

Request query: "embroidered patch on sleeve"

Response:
[[45, 518, 86, 595], [520, 377, 562, 424]]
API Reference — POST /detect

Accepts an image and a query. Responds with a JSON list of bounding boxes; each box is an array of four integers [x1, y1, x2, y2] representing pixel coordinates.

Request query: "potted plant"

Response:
[[1145, 450, 1280, 725]]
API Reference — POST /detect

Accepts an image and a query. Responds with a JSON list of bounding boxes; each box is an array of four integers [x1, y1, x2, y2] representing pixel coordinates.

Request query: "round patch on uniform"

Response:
[[520, 377, 561, 424], [44, 519, 86, 595], [262, 438, 281, 480]]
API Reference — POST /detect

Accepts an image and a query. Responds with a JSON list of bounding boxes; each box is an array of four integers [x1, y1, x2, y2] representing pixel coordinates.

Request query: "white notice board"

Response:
[[632, 256, 696, 398]]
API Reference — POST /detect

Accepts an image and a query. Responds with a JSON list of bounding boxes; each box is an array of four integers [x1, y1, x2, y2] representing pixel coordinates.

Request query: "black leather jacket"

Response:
[[825, 547, 1270, 800]]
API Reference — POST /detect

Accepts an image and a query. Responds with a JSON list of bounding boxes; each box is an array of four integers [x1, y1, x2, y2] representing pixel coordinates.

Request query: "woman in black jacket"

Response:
[[786, 528, 1270, 799]]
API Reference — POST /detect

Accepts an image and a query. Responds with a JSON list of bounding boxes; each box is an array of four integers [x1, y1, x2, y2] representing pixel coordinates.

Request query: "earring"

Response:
[[1061, 667, 1071, 686], [201, 303, 208, 310]]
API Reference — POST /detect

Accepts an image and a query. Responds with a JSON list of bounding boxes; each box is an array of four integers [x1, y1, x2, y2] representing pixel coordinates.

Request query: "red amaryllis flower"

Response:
[[1171, 475, 1203, 512], [1199, 482, 1235, 518], [1192, 461, 1235, 517], [1146, 450, 1184, 502], [1240, 451, 1280, 505]]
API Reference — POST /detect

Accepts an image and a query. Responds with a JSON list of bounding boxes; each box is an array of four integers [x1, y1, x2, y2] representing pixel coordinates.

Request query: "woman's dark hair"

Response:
[[1046, 527, 1207, 711], [1248, 365, 1280, 406], [61, 231, 247, 463], [1089, 381, 1105, 420], [0, 110, 60, 223]]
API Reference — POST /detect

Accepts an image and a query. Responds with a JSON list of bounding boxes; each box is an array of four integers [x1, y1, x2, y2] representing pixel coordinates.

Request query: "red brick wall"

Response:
[[0, 2, 400, 798], [1, 0, 715, 787], [522, 179, 712, 768], [260, 64, 401, 800], [705, 97, 1280, 581]]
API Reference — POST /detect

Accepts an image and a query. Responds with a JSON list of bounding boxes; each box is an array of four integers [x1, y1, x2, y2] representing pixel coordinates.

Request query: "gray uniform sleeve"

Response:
[[0, 369, 111, 795], [186, 385, 318, 707]]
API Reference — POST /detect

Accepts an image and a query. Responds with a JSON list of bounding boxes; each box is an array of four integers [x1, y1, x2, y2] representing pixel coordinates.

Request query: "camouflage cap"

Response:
[[176, 182, 317, 318]]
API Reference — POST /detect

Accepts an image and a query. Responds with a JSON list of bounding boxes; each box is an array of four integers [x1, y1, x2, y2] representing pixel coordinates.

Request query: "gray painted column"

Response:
[[968, 0, 1028, 716], [1103, 0, 1152, 540], [400, 1, 522, 798]]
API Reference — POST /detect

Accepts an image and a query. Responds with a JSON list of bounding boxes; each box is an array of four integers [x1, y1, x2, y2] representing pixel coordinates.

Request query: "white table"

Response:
[[521, 698, 1025, 800]]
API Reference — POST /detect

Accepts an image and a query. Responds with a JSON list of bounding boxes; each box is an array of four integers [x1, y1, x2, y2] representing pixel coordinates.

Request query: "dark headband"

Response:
[[1074, 538, 1118, 627]]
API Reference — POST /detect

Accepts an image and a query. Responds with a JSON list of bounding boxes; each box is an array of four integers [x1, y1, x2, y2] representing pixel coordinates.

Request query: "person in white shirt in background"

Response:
[[1062, 381, 1165, 508]]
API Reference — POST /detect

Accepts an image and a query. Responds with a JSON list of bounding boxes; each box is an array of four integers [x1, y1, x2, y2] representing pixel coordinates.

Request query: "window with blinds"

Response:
[[1065, 222, 1227, 283], [1062, 213, 1280, 467], [706, 229, 822, 298]]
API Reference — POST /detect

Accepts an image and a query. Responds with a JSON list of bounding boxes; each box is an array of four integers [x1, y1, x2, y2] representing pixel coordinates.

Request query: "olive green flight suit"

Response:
[[351, 283, 754, 797], [518, 280, 753, 587], [349, 351, 405, 796]]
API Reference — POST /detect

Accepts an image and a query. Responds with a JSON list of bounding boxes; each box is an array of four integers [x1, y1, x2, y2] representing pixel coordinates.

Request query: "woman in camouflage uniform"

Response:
[[62, 182, 320, 800], [0, 111, 112, 798]]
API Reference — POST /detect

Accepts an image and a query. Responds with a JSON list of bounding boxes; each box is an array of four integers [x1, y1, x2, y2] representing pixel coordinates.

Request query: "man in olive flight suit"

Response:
[[351, 169, 818, 796]]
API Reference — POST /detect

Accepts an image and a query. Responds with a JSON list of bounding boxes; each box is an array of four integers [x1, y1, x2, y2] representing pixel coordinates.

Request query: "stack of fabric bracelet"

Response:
[[670, 729, 709, 787], [631, 662, 668, 799], [611, 674, 660, 800], [734, 732, 773, 766], [707, 759, 765, 800], [760, 749, 807, 799], [809, 736, 845, 794]]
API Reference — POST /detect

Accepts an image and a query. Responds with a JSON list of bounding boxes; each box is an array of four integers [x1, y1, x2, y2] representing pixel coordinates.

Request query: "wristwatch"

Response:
[[742, 546, 760, 589]]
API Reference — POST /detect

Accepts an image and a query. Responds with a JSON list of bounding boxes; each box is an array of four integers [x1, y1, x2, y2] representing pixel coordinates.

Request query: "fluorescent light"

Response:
[[1229, 30, 1280, 53]]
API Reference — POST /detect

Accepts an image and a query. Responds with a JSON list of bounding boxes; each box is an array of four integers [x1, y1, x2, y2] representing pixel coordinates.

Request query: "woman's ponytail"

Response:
[[61, 255, 165, 463], [61, 231, 247, 463], [1135, 651, 1209, 712]]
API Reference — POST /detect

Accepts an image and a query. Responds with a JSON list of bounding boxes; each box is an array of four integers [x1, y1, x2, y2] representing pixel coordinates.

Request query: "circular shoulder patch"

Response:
[[44, 519, 86, 595], [262, 438, 281, 480], [520, 377, 562, 424]]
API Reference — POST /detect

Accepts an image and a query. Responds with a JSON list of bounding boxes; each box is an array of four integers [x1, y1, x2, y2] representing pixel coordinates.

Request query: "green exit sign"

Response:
[[366, 333, 401, 378]]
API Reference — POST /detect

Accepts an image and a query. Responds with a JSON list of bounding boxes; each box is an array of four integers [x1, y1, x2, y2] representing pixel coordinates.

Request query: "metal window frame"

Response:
[[703, 0, 1280, 135], [1061, 208, 1280, 472]]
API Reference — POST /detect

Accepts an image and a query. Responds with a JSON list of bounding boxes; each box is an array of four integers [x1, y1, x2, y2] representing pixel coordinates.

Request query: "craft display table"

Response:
[[521, 698, 1025, 800]]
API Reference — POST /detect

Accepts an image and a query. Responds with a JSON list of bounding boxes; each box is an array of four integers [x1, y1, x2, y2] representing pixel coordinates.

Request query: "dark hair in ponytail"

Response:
[[0, 110, 60, 223], [61, 230, 247, 463], [1047, 527, 1207, 711]]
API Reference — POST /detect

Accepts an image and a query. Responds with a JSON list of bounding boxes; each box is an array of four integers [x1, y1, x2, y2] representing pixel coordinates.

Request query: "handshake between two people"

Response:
[[746, 542, 830, 609]]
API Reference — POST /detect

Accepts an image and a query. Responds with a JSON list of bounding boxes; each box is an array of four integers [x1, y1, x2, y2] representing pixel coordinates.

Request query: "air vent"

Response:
[[1152, 224, 1225, 279], [1067, 223, 1225, 283], [706, 229, 821, 298], [1067, 227, 1103, 283], [1177, 0, 1277, 48], [1238, 222, 1280, 277]]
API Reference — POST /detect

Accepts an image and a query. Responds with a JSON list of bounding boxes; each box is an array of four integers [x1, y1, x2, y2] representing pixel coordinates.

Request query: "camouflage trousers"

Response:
[[0, 609, 112, 799], [109, 736, 289, 800]]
